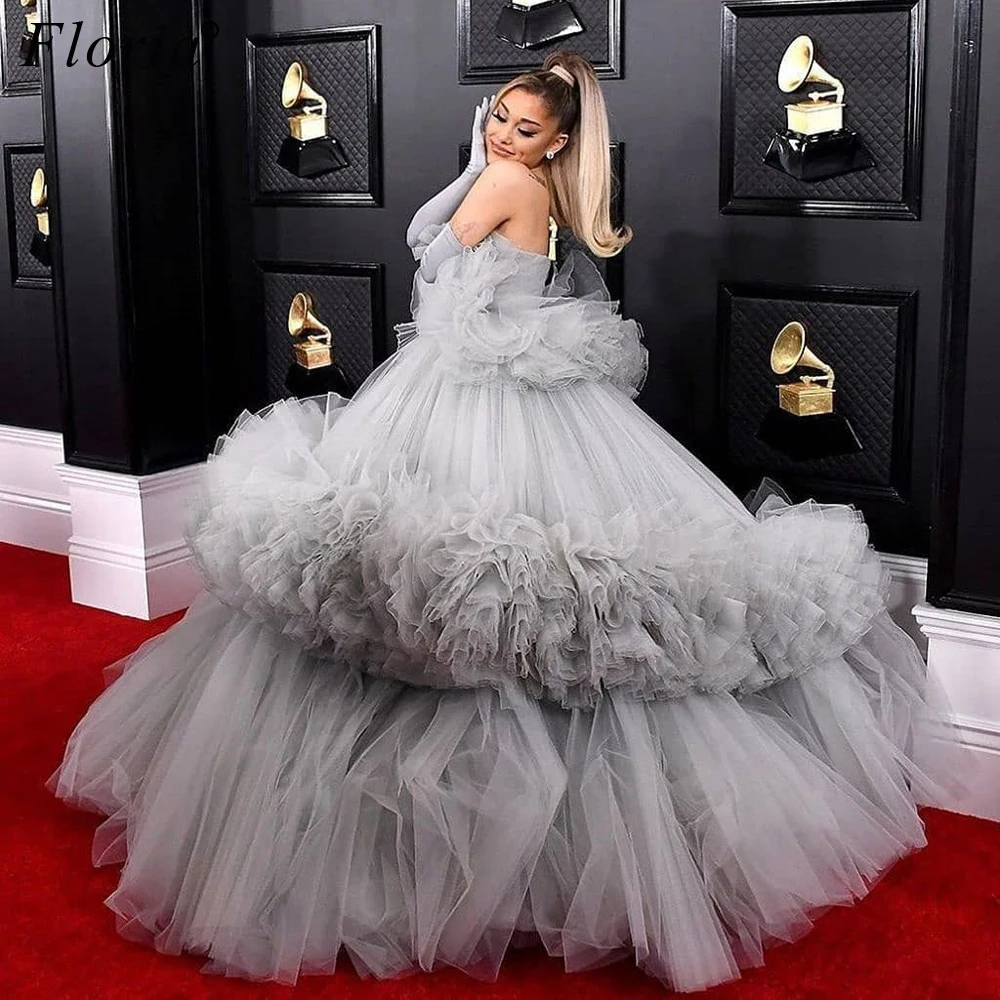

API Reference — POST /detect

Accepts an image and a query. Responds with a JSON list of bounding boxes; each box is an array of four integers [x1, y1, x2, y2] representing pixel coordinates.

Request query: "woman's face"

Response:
[[484, 87, 567, 169]]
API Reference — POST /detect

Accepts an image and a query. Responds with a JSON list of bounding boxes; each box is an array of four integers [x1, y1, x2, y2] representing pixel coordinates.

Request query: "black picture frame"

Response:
[[0, 0, 40, 97], [3, 142, 51, 289], [253, 259, 387, 408], [458, 0, 622, 83], [246, 25, 382, 207], [716, 280, 923, 553], [719, 0, 926, 219]]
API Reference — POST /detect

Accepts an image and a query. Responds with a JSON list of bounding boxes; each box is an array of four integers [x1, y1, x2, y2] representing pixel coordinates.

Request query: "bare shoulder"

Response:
[[451, 160, 546, 249], [477, 159, 541, 192]]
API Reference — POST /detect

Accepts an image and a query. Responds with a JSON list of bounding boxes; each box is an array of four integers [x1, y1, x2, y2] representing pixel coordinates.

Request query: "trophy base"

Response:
[[20, 31, 38, 66], [757, 406, 863, 461], [495, 1, 585, 50], [284, 360, 355, 400], [763, 128, 875, 183], [277, 135, 350, 179], [29, 231, 51, 267]]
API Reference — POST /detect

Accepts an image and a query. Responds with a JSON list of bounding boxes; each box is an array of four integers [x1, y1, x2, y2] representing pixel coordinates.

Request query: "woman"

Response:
[[49, 51, 955, 992]]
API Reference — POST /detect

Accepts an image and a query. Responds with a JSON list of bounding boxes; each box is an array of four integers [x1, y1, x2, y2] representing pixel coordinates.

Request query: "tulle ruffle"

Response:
[[409, 222, 648, 399], [184, 394, 892, 709], [47, 587, 941, 991]]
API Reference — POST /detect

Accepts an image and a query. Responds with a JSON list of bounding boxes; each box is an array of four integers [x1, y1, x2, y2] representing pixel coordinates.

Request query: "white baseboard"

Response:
[[0, 424, 71, 554], [56, 461, 205, 620], [913, 603, 1000, 822], [880, 552, 929, 655]]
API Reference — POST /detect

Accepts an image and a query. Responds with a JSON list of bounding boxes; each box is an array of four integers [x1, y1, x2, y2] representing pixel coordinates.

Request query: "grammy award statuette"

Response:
[[757, 321, 862, 460], [28, 167, 51, 267], [284, 291, 354, 400], [276, 61, 350, 180], [762, 35, 875, 183]]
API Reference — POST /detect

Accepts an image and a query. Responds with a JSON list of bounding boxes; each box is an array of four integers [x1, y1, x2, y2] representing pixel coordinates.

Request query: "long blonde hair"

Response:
[[493, 51, 632, 258]]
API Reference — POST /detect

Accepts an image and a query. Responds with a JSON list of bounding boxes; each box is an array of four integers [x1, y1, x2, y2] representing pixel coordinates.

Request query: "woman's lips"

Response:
[[489, 143, 513, 157]]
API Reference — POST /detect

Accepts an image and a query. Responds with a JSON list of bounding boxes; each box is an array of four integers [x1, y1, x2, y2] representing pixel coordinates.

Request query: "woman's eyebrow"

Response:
[[498, 100, 541, 127]]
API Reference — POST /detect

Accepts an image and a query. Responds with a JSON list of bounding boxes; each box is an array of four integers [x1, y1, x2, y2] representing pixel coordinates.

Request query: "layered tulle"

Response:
[[409, 223, 648, 398], [49, 223, 961, 992], [48, 586, 941, 991], [184, 390, 894, 708]]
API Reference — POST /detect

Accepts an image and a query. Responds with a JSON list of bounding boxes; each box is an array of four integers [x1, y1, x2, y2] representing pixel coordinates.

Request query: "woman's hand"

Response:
[[465, 94, 494, 176], [405, 94, 495, 250]]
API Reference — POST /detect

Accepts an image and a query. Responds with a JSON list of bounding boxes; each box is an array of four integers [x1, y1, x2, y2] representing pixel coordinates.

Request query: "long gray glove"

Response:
[[415, 223, 466, 282], [405, 94, 492, 252]]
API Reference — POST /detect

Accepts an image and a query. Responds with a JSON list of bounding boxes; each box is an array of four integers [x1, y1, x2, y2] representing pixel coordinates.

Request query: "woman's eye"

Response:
[[491, 111, 536, 138]]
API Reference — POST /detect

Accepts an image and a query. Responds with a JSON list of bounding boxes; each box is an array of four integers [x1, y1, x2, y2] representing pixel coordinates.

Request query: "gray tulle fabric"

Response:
[[48, 228, 959, 992]]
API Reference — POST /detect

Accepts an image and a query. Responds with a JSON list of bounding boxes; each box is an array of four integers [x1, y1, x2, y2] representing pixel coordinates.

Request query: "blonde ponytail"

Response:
[[493, 51, 632, 259]]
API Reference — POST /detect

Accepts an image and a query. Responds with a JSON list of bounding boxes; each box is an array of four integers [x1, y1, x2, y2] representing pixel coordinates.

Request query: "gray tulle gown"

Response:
[[48, 224, 955, 992]]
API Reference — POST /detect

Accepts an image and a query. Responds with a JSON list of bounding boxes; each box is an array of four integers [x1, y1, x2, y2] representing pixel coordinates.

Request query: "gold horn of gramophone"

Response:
[[778, 35, 844, 104], [770, 321, 835, 416], [30, 167, 49, 237], [287, 292, 333, 369], [30, 166, 46, 209], [281, 61, 328, 140]]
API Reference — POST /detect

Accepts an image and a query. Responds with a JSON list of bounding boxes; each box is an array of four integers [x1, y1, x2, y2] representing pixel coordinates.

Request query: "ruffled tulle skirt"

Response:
[[50, 585, 947, 992], [48, 339, 959, 992]]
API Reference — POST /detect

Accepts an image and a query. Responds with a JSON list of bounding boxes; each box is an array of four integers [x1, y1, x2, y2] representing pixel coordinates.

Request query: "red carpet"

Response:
[[1, 539, 998, 999]]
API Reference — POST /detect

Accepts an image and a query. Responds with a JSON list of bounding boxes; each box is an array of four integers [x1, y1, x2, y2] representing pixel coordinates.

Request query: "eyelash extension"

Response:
[[492, 110, 537, 138]]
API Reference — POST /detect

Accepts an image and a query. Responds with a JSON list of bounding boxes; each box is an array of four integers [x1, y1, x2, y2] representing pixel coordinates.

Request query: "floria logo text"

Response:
[[24, 20, 220, 68]]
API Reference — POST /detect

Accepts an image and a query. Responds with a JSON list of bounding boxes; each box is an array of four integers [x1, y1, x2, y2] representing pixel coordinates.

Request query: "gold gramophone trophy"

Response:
[[495, 0, 585, 49], [19, 0, 40, 66], [771, 320, 835, 416], [284, 292, 354, 399], [276, 61, 350, 179], [757, 321, 861, 459], [28, 167, 51, 267], [763, 35, 875, 182]]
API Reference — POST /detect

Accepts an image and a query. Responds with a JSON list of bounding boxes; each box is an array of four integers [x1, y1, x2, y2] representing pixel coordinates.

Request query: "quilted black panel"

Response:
[[722, 2, 921, 208], [1, 0, 40, 94], [257, 264, 382, 405], [460, 0, 621, 82], [458, 139, 625, 303], [3, 144, 51, 286], [719, 285, 914, 489], [247, 26, 380, 204]]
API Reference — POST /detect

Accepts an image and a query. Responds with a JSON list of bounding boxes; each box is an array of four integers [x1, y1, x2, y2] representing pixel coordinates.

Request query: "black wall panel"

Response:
[[928, 0, 1000, 611], [37, 0, 211, 471]]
